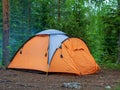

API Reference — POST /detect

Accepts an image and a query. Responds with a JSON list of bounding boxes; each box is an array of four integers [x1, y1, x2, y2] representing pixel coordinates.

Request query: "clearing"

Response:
[[0, 69, 120, 90]]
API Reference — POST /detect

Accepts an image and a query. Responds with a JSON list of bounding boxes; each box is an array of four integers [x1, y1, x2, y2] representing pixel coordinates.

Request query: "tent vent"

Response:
[[60, 54, 63, 58], [20, 51, 22, 54], [45, 52, 47, 57]]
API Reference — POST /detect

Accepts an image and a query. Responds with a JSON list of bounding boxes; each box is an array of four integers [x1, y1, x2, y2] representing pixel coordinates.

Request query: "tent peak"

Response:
[[36, 29, 66, 35]]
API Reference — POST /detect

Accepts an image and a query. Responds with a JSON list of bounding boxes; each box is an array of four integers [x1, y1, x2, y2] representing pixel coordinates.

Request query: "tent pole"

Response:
[[46, 64, 49, 76]]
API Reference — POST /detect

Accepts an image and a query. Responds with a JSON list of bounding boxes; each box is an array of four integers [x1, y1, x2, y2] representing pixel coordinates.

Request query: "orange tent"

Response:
[[8, 29, 100, 75]]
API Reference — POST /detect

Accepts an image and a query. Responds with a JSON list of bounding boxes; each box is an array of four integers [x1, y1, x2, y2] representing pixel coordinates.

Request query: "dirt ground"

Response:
[[0, 68, 120, 90]]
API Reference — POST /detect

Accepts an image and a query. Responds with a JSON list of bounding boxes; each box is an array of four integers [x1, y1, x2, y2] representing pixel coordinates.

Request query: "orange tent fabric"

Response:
[[8, 35, 49, 72], [8, 30, 100, 75], [49, 38, 100, 75]]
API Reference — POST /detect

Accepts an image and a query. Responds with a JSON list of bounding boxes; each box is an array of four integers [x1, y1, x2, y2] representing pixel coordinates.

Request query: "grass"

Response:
[[99, 63, 120, 70], [114, 83, 120, 90]]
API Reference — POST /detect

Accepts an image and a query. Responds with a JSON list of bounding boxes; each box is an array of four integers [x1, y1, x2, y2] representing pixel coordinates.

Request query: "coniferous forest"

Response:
[[0, 0, 120, 67], [0, 0, 120, 90]]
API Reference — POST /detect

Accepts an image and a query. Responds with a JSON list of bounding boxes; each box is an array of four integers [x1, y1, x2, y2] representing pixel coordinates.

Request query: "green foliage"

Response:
[[0, 61, 2, 66], [100, 63, 120, 70], [32, 0, 53, 30], [0, 0, 119, 67], [114, 83, 120, 90], [84, 1, 105, 62], [102, 8, 120, 63], [53, 0, 88, 38]]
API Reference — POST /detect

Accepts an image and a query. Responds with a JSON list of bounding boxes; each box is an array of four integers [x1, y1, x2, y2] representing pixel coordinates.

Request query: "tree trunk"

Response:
[[2, 0, 10, 66]]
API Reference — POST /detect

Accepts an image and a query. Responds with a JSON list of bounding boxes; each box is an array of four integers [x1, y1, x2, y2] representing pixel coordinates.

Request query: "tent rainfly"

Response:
[[8, 29, 100, 75]]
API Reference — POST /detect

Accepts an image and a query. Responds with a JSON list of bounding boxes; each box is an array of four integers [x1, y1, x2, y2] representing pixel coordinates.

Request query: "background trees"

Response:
[[102, 0, 120, 63], [0, 0, 120, 66]]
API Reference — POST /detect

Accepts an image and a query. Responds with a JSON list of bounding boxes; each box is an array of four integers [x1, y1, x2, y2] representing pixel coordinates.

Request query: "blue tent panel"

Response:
[[48, 34, 68, 64], [36, 29, 69, 64]]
